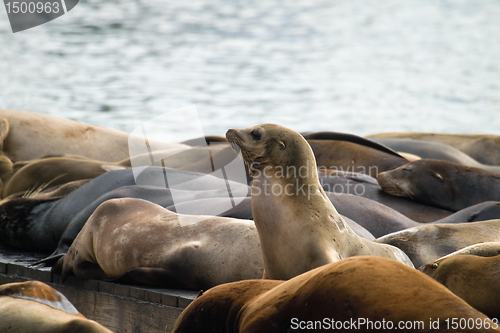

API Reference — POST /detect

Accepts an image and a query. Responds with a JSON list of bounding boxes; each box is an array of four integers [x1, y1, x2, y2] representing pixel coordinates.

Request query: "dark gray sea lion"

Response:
[[166, 196, 376, 241], [318, 169, 452, 222], [378, 159, 500, 211], [0, 166, 248, 253], [226, 123, 412, 280]]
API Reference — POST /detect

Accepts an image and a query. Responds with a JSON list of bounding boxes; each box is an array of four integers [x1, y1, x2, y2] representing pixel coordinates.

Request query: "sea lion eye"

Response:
[[251, 131, 261, 141]]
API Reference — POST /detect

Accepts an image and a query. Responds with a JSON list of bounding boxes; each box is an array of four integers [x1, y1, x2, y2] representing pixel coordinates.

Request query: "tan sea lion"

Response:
[[0, 109, 188, 162], [0, 280, 112, 333], [377, 159, 500, 211], [226, 123, 413, 280], [366, 132, 500, 166], [2, 156, 129, 198], [420, 254, 500, 319], [173, 256, 498, 333], [57, 197, 263, 290], [375, 219, 500, 268]]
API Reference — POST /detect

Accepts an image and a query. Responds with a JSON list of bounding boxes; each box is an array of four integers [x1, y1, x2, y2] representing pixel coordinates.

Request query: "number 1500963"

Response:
[[5, 1, 60, 14]]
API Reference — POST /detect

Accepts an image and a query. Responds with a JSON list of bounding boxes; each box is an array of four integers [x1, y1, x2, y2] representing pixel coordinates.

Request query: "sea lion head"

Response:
[[226, 124, 315, 175], [377, 159, 449, 201]]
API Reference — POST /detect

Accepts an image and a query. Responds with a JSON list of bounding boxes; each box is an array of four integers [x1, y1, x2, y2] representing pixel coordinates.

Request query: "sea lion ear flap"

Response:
[[432, 172, 443, 181], [277, 140, 286, 150], [0, 118, 10, 151]]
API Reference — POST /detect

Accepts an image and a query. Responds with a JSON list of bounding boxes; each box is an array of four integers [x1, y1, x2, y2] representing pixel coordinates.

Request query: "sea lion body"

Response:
[[371, 138, 500, 173], [0, 109, 187, 162], [420, 254, 500, 319], [366, 132, 500, 165], [227, 124, 413, 280], [318, 170, 452, 222], [2, 156, 126, 198], [376, 219, 500, 268], [0, 281, 112, 333], [308, 140, 408, 177], [58, 198, 263, 290], [0, 166, 248, 252], [378, 159, 500, 211], [173, 256, 497, 333]]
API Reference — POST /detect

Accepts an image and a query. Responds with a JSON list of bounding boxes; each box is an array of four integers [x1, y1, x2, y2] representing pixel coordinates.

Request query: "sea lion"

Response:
[[0, 109, 188, 162], [0, 281, 112, 333], [428, 242, 500, 259], [166, 196, 376, 241], [173, 256, 498, 333], [366, 132, 500, 166], [371, 138, 500, 173], [318, 169, 453, 222], [307, 140, 408, 177], [377, 159, 500, 211], [375, 219, 500, 268], [434, 201, 500, 224], [420, 254, 500, 319], [226, 123, 413, 280], [0, 166, 249, 252], [2, 156, 128, 198], [57, 198, 263, 290]]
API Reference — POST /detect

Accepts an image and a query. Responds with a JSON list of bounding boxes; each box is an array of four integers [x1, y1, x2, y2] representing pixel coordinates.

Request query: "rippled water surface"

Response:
[[1, 0, 499, 141]]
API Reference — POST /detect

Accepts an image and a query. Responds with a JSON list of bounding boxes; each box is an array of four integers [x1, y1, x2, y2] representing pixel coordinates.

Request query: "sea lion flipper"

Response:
[[114, 267, 181, 288]]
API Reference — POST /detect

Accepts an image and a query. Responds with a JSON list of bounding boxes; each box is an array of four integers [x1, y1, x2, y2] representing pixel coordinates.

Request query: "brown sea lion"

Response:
[[173, 256, 498, 333], [57, 197, 263, 290], [420, 254, 500, 319], [366, 132, 500, 166], [307, 140, 408, 177], [226, 123, 413, 280], [2, 156, 128, 198], [375, 219, 500, 268], [0, 280, 112, 333], [377, 159, 500, 211], [0, 109, 188, 162]]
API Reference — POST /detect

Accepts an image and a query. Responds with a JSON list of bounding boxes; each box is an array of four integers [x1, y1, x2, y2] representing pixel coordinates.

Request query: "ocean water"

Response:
[[1, 0, 499, 141]]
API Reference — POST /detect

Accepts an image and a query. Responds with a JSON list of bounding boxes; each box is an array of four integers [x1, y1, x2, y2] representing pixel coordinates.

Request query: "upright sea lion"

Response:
[[57, 198, 263, 290], [370, 138, 500, 173], [173, 256, 498, 333], [420, 254, 500, 319], [375, 219, 500, 268], [366, 132, 500, 166], [0, 109, 188, 162], [0, 281, 112, 333], [378, 159, 500, 211], [226, 123, 413, 280]]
